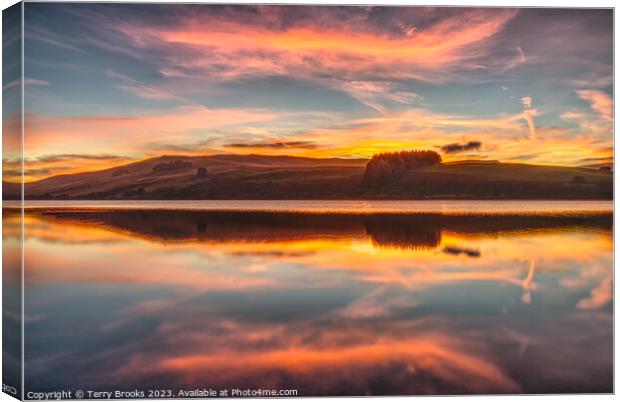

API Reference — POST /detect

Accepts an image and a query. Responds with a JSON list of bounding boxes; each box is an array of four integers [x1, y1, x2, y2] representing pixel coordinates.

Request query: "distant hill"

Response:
[[2, 154, 613, 200], [2, 181, 20, 200]]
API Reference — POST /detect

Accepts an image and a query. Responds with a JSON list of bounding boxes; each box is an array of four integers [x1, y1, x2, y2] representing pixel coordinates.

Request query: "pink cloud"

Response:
[[576, 90, 613, 122], [577, 276, 612, 310], [520, 96, 532, 108], [561, 90, 613, 141], [111, 8, 518, 84]]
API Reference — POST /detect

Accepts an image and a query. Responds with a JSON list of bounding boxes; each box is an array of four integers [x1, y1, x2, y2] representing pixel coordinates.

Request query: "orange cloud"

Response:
[[25, 107, 277, 148], [252, 108, 609, 165], [143, 335, 520, 394], [21, 107, 285, 181], [19, 100, 613, 182]]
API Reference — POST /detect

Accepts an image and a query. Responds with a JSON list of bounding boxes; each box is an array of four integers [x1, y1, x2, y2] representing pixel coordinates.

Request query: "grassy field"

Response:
[[8, 155, 612, 200], [418, 161, 612, 183]]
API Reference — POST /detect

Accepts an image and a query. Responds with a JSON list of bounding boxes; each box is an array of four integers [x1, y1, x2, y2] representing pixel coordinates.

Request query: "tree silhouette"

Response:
[[196, 167, 208, 178], [364, 150, 441, 184], [153, 160, 193, 173]]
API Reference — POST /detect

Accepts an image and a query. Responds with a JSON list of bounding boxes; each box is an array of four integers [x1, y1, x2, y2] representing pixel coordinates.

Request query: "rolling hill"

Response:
[[3, 154, 613, 200]]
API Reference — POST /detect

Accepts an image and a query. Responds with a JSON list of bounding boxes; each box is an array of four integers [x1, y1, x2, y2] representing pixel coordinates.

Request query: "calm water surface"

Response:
[[7, 199, 614, 214], [4, 200, 612, 395]]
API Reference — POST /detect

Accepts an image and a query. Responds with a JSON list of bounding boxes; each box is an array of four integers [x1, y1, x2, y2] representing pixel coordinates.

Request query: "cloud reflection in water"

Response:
[[11, 208, 612, 395]]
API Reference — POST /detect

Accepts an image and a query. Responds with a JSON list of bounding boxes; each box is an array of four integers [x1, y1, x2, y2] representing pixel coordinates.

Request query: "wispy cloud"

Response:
[[336, 80, 422, 114], [520, 96, 537, 139], [106, 70, 200, 105], [2, 77, 50, 90], [225, 140, 318, 149], [21, 107, 284, 180], [560, 89, 613, 142], [520, 96, 532, 108], [577, 277, 612, 310], [29, 153, 128, 163], [44, 5, 516, 103], [576, 90, 613, 122]]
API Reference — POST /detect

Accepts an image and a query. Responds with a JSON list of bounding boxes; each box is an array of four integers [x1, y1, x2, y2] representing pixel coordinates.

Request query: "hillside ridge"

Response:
[[2, 154, 612, 200]]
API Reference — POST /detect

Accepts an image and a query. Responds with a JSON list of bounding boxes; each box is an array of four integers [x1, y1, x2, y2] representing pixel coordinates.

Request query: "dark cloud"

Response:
[[31, 154, 127, 163], [511, 154, 541, 161], [147, 140, 214, 153], [2, 169, 23, 178], [226, 141, 317, 149], [4, 168, 52, 178], [443, 246, 481, 258], [439, 141, 481, 154], [580, 157, 613, 163], [4, 165, 79, 178]]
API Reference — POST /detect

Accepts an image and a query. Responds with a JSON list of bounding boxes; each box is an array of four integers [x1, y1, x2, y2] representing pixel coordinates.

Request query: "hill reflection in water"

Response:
[[21, 209, 612, 249]]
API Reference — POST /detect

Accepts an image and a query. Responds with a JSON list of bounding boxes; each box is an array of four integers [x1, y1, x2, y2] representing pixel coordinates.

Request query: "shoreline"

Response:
[[3, 199, 613, 218]]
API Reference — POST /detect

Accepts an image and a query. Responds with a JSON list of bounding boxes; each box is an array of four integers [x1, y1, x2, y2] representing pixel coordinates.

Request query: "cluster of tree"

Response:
[[152, 160, 193, 173], [112, 168, 131, 177], [196, 167, 208, 178], [360, 174, 612, 199], [192, 167, 209, 181], [363, 150, 442, 184]]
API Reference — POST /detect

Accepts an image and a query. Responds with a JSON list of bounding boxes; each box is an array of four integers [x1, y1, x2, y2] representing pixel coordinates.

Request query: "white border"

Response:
[[0, 1, 616, 402]]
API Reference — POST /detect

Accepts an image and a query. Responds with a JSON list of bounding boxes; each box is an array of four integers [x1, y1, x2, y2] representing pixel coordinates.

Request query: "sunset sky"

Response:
[[9, 4, 614, 181]]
